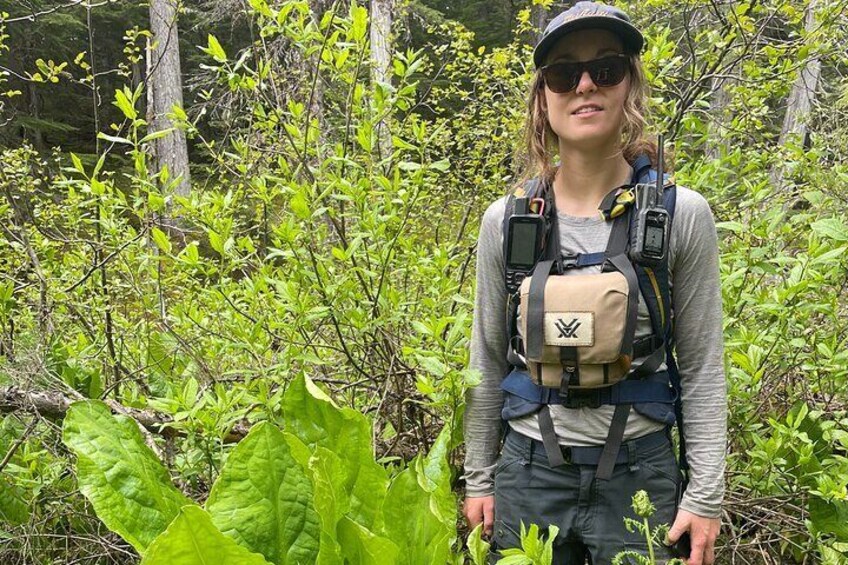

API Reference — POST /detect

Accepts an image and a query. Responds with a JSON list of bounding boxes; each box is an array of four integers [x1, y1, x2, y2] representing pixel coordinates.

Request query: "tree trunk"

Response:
[[26, 82, 44, 152], [147, 0, 190, 199], [778, 0, 821, 147], [705, 74, 733, 162], [530, 2, 548, 45], [307, 0, 332, 164], [370, 0, 393, 163], [132, 59, 142, 94], [703, 0, 733, 163], [769, 0, 821, 197]]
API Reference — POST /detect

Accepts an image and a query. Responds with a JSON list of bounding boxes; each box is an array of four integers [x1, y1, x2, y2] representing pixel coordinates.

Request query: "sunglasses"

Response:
[[540, 54, 630, 93]]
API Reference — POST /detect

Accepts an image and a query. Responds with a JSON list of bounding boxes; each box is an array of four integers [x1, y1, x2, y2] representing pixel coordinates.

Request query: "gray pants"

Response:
[[491, 427, 682, 564]]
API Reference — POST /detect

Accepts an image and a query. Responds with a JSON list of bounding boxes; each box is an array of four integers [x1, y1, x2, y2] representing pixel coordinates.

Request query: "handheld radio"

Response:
[[629, 134, 670, 266]]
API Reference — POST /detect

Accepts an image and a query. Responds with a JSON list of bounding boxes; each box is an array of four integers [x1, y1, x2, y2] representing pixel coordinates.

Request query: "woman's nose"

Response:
[[575, 70, 597, 94]]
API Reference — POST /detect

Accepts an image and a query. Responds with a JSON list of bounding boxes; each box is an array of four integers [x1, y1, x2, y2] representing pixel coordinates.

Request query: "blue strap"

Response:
[[501, 370, 676, 405], [558, 252, 606, 271], [631, 154, 652, 183], [633, 155, 674, 188]]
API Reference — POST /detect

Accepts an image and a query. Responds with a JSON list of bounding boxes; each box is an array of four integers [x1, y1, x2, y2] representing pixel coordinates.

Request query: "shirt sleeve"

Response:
[[669, 187, 728, 518], [462, 197, 510, 497]]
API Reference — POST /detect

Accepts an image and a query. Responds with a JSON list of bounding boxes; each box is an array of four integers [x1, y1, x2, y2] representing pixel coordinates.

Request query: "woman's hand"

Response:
[[463, 495, 495, 538], [666, 509, 720, 565]]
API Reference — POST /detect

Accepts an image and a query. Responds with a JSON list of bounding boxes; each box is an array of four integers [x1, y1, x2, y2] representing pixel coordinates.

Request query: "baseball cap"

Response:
[[533, 1, 644, 68]]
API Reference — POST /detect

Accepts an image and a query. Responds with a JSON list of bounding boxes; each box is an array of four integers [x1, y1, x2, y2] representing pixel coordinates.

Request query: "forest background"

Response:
[[1, 0, 848, 563]]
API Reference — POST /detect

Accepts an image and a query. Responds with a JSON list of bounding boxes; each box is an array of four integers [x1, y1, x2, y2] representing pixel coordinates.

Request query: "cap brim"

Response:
[[533, 18, 644, 68]]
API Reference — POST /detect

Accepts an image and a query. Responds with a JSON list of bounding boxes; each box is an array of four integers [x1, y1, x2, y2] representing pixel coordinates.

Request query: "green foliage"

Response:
[[0, 476, 28, 525], [2, 0, 848, 562], [62, 400, 192, 553], [494, 523, 559, 565], [612, 491, 684, 565], [141, 505, 272, 565], [61, 374, 457, 563], [467, 524, 491, 565]]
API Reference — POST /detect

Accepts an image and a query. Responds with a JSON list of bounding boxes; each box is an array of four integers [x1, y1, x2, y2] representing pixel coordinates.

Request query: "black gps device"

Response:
[[505, 198, 545, 294]]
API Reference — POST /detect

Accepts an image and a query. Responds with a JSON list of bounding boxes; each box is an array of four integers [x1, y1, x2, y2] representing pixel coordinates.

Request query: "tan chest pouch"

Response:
[[518, 271, 632, 389]]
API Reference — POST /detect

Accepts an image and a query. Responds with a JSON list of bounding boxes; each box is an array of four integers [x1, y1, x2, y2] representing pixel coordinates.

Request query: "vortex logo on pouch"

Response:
[[555, 318, 581, 339], [544, 312, 594, 347]]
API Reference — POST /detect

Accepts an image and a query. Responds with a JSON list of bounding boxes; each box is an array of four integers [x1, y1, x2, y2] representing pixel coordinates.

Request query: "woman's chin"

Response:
[[559, 131, 616, 151]]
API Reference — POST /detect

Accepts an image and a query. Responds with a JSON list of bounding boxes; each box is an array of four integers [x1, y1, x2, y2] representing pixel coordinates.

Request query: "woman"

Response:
[[462, 2, 726, 564]]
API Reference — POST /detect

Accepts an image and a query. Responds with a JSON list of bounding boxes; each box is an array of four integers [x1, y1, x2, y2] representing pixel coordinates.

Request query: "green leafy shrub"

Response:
[[62, 374, 457, 564]]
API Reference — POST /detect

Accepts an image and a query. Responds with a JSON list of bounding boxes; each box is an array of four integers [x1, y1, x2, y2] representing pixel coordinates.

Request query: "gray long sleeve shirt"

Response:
[[463, 184, 727, 519]]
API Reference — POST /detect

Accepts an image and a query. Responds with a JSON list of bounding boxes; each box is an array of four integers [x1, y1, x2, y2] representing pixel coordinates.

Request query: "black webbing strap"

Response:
[[598, 186, 620, 213], [598, 207, 640, 481], [502, 194, 520, 368], [595, 403, 631, 480], [502, 194, 516, 283], [505, 293, 524, 367], [605, 205, 632, 258], [526, 259, 555, 362], [560, 345, 579, 391], [542, 180, 559, 262], [634, 344, 666, 376], [607, 253, 640, 358], [538, 405, 567, 467]]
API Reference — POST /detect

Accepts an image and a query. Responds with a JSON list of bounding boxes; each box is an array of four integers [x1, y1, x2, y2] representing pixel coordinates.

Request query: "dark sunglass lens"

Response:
[[589, 57, 626, 87], [544, 63, 580, 93]]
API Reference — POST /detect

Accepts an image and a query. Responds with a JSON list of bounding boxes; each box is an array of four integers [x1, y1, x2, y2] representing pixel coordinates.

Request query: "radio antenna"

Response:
[[656, 133, 664, 201]]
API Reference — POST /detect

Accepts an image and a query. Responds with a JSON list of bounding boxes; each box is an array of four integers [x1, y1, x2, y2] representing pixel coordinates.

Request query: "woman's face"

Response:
[[541, 28, 630, 151]]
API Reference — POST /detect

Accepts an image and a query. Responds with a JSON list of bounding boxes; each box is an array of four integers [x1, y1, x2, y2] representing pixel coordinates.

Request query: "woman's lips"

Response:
[[573, 109, 603, 118]]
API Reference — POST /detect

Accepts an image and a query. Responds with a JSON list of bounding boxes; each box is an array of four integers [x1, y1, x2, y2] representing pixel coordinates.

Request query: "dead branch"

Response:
[[0, 386, 250, 444]]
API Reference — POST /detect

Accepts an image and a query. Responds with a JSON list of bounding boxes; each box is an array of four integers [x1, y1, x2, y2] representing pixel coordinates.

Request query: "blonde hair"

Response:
[[512, 51, 673, 193]]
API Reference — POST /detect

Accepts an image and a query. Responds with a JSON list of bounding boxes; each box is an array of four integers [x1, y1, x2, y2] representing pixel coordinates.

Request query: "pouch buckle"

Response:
[[559, 361, 579, 401]]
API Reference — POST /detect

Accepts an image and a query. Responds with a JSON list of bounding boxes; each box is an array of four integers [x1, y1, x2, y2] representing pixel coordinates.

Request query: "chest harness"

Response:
[[500, 153, 688, 482]]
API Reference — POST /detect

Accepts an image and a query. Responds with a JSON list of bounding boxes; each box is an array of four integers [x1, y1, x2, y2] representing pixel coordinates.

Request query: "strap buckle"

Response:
[[563, 390, 602, 409], [559, 361, 580, 402], [558, 255, 579, 271]]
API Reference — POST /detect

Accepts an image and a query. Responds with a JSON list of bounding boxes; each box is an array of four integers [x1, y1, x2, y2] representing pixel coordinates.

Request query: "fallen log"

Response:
[[0, 386, 250, 443]]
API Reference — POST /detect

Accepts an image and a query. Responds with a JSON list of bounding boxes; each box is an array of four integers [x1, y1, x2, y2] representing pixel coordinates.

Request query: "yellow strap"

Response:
[[644, 267, 665, 328]]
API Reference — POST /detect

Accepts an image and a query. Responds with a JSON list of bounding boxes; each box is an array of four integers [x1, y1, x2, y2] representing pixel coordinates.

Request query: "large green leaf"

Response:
[[382, 460, 453, 565], [62, 400, 191, 553], [309, 446, 347, 565], [278, 435, 400, 564], [379, 425, 457, 564], [283, 374, 388, 528], [418, 424, 459, 530], [205, 422, 320, 564], [141, 505, 271, 565], [337, 516, 399, 565]]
